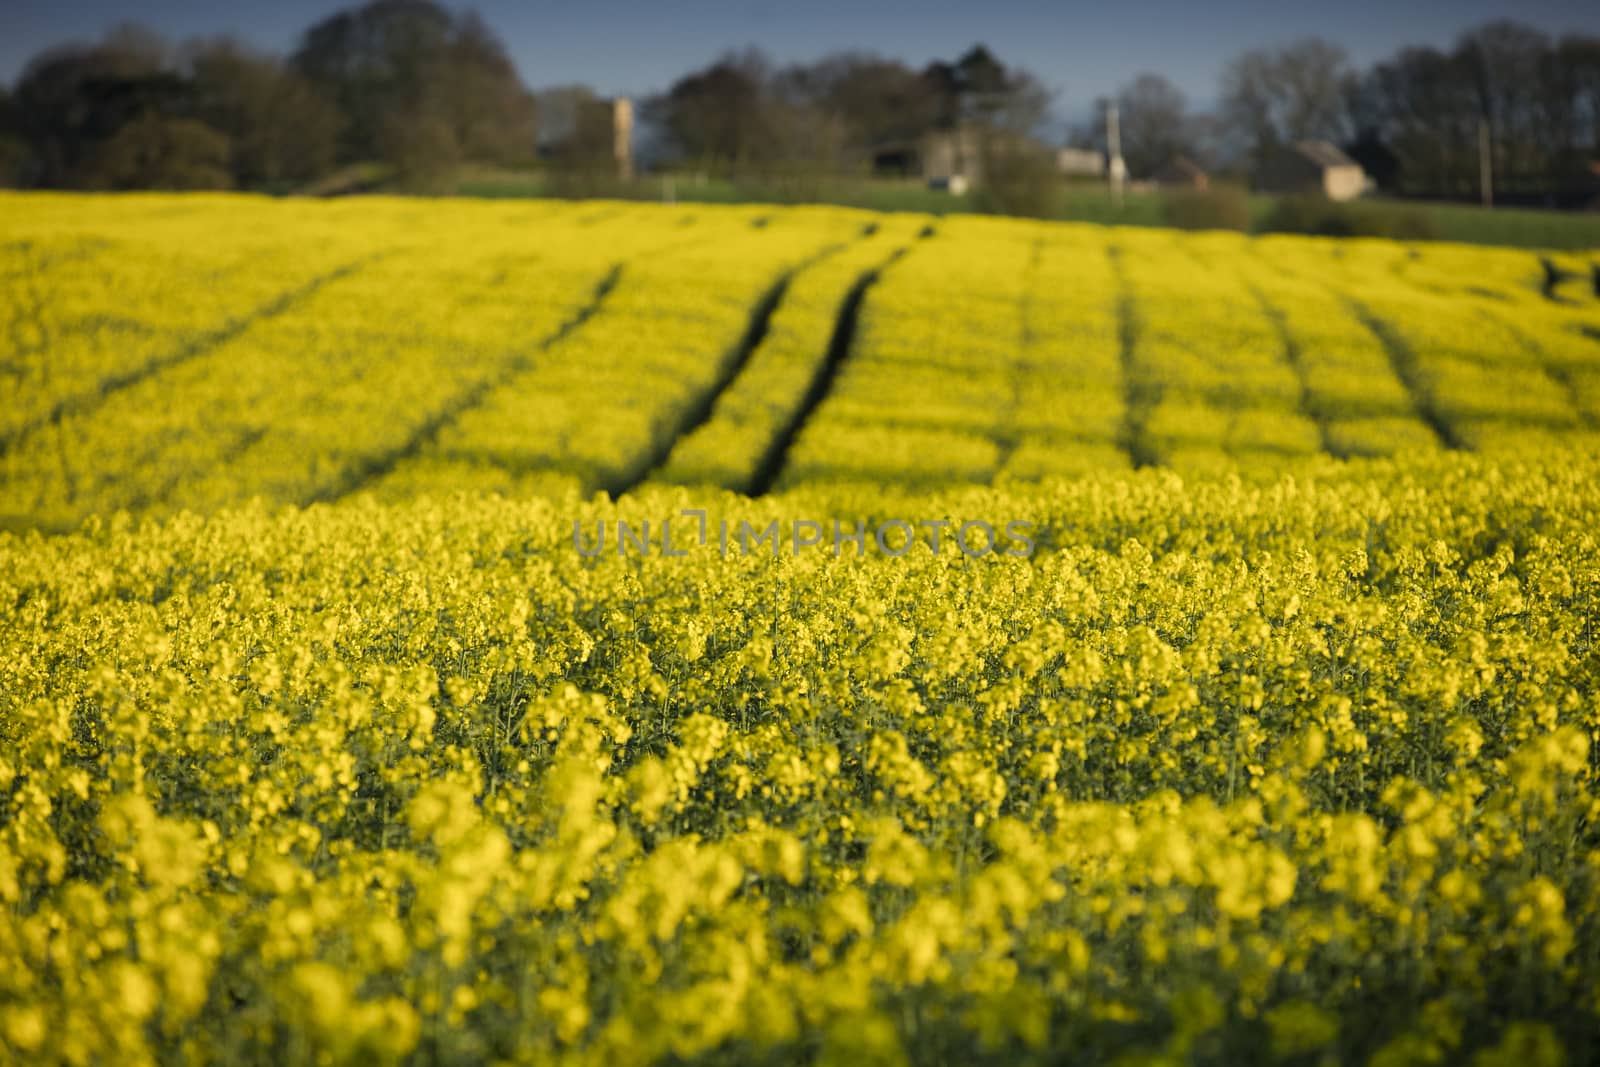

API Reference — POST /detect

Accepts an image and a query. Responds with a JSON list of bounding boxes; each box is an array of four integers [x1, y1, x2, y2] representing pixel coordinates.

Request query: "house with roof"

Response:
[[1056, 146, 1105, 178], [919, 125, 983, 192], [1256, 140, 1368, 201], [873, 123, 1048, 194], [870, 126, 981, 191], [1153, 155, 1209, 191]]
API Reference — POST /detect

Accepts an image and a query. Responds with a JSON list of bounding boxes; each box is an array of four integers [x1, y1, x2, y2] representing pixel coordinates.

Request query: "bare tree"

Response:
[[990, 66, 1053, 136], [1356, 46, 1479, 196], [1562, 34, 1600, 156], [776, 53, 938, 168], [1117, 73, 1191, 178], [1277, 39, 1354, 141], [1220, 38, 1352, 170], [1459, 21, 1554, 190], [1352, 21, 1596, 201]]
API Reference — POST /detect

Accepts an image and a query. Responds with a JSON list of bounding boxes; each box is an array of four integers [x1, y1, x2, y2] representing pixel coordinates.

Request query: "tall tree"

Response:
[[647, 50, 777, 174], [185, 38, 339, 186], [1458, 21, 1554, 192], [955, 45, 1010, 120], [1562, 34, 1600, 157], [1353, 22, 1598, 201], [0, 87, 25, 186], [920, 45, 1051, 134], [777, 53, 938, 164], [10, 24, 196, 188], [1356, 46, 1478, 197], [428, 12, 537, 164], [1117, 73, 1191, 178], [291, 0, 534, 170], [1220, 38, 1353, 169]]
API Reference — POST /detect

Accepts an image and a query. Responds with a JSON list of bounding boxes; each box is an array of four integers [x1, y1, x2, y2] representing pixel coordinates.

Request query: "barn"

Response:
[[1153, 155, 1209, 190], [1256, 140, 1368, 201]]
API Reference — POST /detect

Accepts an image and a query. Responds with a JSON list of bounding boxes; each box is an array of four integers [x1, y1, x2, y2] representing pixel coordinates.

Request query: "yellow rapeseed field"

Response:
[[3, 192, 1600, 1064]]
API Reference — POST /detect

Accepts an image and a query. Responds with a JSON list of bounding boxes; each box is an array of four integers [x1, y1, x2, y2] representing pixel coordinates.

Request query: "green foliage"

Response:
[[90, 114, 233, 190], [1161, 184, 1253, 231], [0, 135, 28, 188], [1419, 201, 1600, 251], [188, 39, 340, 186], [377, 112, 461, 194], [1260, 193, 1437, 241], [972, 138, 1064, 220]]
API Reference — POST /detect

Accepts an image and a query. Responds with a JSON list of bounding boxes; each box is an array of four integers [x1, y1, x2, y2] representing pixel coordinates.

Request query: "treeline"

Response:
[[1101, 22, 1600, 206], [1, 3, 1598, 208], [626, 44, 1061, 215], [641, 22, 1600, 208], [0, 0, 534, 192], [1349, 24, 1600, 202], [637, 45, 1048, 175]]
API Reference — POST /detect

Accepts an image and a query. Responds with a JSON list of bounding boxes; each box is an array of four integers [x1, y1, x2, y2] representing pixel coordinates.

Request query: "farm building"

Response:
[[918, 126, 983, 191], [870, 127, 981, 190], [874, 124, 1055, 193], [1057, 146, 1105, 177], [1256, 140, 1368, 201]]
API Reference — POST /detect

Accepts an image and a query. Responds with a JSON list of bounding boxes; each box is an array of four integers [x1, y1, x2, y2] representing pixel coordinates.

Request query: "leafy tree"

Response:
[[921, 45, 1050, 134], [973, 135, 1062, 218], [291, 0, 534, 171], [431, 13, 537, 164], [10, 25, 181, 187], [186, 38, 339, 187], [90, 113, 232, 189], [955, 45, 1010, 119], [376, 108, 459, 192], [647, 50, 777, 174], [0, 87, 25, 187], [535, 85, 609, 168]]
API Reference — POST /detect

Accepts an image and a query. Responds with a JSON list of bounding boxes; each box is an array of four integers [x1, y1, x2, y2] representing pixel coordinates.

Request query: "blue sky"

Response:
[[5, 0, 1599, 115]]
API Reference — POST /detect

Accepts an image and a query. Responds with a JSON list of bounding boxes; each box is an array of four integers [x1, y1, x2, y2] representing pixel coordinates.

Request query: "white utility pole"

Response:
[[1106, 102, 1127, 208]]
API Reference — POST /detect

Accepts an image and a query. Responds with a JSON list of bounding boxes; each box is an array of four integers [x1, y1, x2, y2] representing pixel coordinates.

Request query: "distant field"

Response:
[[6, 193, 1600, 1064], [453, 167, 1600, 250], [1413, 198, 1600, 249], [4, 193, 1599, 529]]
